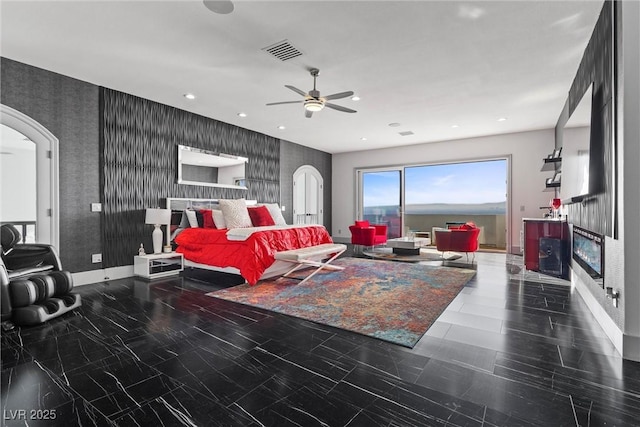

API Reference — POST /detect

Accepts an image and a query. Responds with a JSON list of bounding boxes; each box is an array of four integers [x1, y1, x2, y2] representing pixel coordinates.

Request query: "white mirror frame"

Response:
[[177, 145, 248, 189]]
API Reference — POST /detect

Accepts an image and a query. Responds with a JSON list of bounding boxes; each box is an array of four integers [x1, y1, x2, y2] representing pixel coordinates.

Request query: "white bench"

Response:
[[274, 243, 347, 285]]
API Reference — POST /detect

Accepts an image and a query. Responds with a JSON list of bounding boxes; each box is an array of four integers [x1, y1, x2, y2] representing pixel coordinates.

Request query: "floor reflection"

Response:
[[1, 249, 638, 426]]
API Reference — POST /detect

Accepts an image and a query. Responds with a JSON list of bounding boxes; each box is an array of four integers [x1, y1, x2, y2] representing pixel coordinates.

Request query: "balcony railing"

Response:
[[0, 221, 36, 243], [363, 213, 506, 250]]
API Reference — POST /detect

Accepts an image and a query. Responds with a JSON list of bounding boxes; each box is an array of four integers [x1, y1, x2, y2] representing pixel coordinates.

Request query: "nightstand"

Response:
[[134, 252, 184, 279]]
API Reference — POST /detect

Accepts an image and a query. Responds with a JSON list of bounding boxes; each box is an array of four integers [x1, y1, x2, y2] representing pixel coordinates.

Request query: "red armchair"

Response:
[[435, 222, 480, 263], [349, 220, 388, 251]]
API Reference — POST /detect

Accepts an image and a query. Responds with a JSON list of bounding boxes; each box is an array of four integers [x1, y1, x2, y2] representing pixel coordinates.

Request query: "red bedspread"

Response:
[[175, 226, 333, 284]]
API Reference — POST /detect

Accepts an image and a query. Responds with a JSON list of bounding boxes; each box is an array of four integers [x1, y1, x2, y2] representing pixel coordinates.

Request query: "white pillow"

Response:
[[219, 199, 252, 229], [185, 210, 199, 228], [212, 209, 226, 229], [263, 203, 287, 226]]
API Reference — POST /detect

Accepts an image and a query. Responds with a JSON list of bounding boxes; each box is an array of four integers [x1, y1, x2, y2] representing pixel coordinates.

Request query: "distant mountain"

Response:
[[364, 202, 506, 215]]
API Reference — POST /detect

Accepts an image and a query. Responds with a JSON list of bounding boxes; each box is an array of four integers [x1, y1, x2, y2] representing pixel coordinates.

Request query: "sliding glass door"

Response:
[[405, 160, 507, 249], [358, 169, 402, 239], [357, 159, 508, 249]]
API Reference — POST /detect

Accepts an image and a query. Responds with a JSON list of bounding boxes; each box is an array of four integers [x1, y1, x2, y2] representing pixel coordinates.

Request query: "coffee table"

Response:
[[386, 237, 431, 255]]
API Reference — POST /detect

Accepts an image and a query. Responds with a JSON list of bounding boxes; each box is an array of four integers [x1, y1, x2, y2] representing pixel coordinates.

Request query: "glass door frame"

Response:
[[356, 167, 405, 239], [356, 156, 512, 251]]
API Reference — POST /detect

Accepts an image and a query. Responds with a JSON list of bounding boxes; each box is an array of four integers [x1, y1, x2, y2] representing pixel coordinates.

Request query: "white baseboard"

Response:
[[72, 266, 133, 286], [572, 269, 624, 355]]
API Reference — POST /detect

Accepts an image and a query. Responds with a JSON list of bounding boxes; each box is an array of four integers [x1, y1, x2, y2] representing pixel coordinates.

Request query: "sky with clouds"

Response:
[[363, 159, 507, 207]]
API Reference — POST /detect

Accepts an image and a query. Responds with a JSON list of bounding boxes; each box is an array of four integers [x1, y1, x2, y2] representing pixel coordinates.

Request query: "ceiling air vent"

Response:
[[262, 40, 303, 61], [399, 131, 414, 136]]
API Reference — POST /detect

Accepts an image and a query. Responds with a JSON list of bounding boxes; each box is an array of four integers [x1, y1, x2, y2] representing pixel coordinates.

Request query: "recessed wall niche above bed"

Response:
[[177, 144, 248, 189]]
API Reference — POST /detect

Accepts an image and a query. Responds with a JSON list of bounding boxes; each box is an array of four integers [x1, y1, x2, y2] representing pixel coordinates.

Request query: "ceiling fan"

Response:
[[266, 68, 357, 118]]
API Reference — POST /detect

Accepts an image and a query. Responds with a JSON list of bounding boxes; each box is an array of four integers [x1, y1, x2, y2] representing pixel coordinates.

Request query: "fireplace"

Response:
[[572, 225, 604, 285]]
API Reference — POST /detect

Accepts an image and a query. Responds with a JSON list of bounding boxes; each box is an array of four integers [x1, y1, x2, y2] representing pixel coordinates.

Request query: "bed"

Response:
[[167, 198, 334, 284]]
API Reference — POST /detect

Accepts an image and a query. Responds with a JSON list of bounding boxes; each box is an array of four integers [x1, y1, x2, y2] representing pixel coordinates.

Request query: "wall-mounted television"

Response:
[[561, 84, 593, 203]]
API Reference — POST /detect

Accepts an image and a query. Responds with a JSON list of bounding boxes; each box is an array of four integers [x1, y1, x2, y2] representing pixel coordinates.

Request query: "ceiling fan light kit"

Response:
[[267, 68, 356, 118], [304, 99, 324, 112]]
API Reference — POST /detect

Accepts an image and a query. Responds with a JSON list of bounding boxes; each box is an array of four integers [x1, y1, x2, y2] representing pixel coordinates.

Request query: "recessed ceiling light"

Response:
[[388, 122, 401, 127], [238, 112, 247, 117], [497, 117, 507, 122], [277, 125, 286, 130], [451, 124, 460, 128], [203, 0, 234, 15], [351, 96, 360, 101], [360, 137, 367, 141], [184, 93, 196, 100]]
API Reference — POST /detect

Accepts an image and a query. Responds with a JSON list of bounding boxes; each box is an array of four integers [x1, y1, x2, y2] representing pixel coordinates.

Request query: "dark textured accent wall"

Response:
[[1, 59, 332, 273], [555, 1, 622, 330], [555, 2, 614, 237], [1, 58, 101, 272], [280, 140, 332, 231], [101, 89, 281, 267]]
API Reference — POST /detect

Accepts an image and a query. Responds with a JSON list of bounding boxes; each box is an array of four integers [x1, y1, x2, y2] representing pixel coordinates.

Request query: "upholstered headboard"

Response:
[[165, 198, 262, 245]]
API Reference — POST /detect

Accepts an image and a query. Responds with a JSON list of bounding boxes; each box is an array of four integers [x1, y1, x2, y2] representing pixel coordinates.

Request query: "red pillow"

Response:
[[199, 209, 216, 228], [463, 222, 476, 230], [248, 206, 275, 227], [355, 220, 370, 228]]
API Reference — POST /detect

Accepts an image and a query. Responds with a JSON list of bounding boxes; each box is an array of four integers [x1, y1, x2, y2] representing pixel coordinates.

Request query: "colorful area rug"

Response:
[[207, 257, 476, 348], [363, 248, 462, 263]]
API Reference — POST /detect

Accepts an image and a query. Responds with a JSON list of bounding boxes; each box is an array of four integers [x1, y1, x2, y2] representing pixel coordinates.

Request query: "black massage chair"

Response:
[[1, 224, 81, 329]]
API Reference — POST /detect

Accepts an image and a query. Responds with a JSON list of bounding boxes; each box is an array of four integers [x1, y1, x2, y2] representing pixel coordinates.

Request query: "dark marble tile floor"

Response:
[[2, 248, 639, 426]]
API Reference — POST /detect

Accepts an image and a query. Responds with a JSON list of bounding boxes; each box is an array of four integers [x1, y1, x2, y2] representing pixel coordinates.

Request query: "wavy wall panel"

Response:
[[555, 2, 622, 329], [101, 89, 280, 267], [559, 2, 614, 238]]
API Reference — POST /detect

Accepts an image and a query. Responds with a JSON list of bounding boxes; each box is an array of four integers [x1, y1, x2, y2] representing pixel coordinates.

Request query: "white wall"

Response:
[[621, 0, 640, 361], [0, 144, 36, 222], [332, 129, 555, 252]]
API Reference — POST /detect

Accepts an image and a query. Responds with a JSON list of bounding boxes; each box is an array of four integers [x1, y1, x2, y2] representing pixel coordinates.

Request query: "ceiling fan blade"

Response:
[[266, 100, 303, 106], [305, 109, 313, 118], [285, 85, 307, 97], [325, 103, 357, 113], [323, 91, 354, 101]]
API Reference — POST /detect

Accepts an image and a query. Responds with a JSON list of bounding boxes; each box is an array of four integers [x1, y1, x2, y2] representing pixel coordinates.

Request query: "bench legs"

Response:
[[280, 248, 346, 285]]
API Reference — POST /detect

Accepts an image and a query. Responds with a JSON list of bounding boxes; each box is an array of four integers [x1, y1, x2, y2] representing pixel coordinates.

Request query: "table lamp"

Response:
[[145, 208, 171, 254]]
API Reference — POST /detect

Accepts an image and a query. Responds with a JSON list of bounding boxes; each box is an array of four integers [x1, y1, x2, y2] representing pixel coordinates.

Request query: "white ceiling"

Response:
[[0, 0, 604, 154]]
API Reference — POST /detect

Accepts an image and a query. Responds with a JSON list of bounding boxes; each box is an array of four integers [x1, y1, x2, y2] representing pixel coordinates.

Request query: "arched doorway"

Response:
[[0, 104, 59, 248], [293, 165, 323, 225]]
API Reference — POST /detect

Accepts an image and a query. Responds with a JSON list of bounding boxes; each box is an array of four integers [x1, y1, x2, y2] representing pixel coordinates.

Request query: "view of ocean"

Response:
[[365, 202, 506, 216]]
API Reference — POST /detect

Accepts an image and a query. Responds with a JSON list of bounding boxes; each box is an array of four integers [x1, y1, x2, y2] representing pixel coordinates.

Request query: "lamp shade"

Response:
[[145, 208, 171, 225]]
